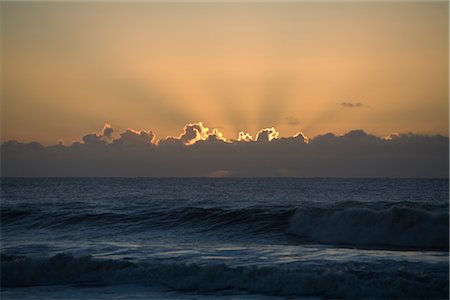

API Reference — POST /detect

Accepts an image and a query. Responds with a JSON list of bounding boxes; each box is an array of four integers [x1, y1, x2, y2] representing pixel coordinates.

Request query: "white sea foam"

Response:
[[1, 253, 448, 299], [288, 204, 449, 249]]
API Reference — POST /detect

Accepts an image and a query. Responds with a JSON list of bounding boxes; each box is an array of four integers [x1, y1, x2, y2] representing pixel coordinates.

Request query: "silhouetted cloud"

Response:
[[341, 102, 364, 108], [1, 123, 448, 177], [101, 124, 114, 139], [291, 132, 309, 143], [112, 129, 155, 146], [206, 129, 228, 143], [256, 128, 279, 142], [179, 123, 209, 145], [163, 122, 228, 146], [81, 123, 114, 145], [238, 132, 253, 142]]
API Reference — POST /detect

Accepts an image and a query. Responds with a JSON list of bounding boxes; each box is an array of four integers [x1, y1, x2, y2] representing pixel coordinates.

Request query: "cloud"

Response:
[[341, 102, 364, 108], [178, 122, 209, 145], [101, 124, 114, 139], [256, 128, 279, 142], [206, 129, 228, 143], [384, 132, 403, 141], [81, 123, 114, 145], [238, 132, 253, 142], [113, 129, 155, 146], [292, 132, 309, 143], [159, 122, 227, 146], [1, 123, 448, 177]]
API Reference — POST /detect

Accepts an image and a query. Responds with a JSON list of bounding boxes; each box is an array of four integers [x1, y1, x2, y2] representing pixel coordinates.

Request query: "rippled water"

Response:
[[1, 178, 448, 299]]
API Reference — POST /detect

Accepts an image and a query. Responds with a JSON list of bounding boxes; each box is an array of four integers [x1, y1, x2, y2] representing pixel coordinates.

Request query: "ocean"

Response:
[[1, 178, 448, 299]]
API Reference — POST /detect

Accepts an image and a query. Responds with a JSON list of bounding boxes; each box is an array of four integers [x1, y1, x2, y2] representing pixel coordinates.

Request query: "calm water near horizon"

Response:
[[1, 178, 448, 299]]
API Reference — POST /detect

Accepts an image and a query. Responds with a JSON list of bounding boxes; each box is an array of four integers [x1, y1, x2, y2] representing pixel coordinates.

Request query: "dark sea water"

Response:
[[1, 178, 449, 299]]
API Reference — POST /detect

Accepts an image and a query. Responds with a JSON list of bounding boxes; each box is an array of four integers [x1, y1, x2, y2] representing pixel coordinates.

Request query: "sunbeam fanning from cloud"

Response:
[[2, 1, 447, 145], [1, 3, 448, 300]]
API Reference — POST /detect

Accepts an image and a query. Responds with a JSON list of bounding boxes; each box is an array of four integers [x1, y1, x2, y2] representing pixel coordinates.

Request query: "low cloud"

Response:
[[179, 123, 209, 145], [291, 132, 309, 143], [161, 122, 228, 146], [1, 123, 448, 177], [341, 102, 364, 108], [81, 123, 114, 145], [113, 129, 155, 146], [256, 128, 279, 142], [101, 124, 114, 139], [238, 132, 253, 142], [206, 129, 228, 143]]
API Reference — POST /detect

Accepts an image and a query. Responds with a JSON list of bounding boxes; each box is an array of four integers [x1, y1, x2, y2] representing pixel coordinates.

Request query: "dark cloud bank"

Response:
[[1, 123, 448, 177]]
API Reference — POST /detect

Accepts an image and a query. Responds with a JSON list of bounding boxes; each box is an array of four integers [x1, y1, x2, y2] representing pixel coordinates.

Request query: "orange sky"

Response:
[[1, 1, 448, 145]]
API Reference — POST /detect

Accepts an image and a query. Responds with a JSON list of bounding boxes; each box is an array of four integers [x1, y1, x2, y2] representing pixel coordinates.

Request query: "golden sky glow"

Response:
[[1, 1, 448, 145]]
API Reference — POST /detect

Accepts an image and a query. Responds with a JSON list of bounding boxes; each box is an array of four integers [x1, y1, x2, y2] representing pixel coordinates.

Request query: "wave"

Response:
[[2, 201, 448, 250], [288, 204, 449, 250], [1, 206, 293, 234], [1, 253, 448, 299]]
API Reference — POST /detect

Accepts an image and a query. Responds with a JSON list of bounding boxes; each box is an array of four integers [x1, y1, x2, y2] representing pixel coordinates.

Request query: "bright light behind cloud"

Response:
[[1, 2, 448, 145], [2, 122, 448, 177]]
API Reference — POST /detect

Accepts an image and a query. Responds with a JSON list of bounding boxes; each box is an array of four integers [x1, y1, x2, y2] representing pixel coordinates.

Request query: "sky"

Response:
[[1, 1, 448, 146]]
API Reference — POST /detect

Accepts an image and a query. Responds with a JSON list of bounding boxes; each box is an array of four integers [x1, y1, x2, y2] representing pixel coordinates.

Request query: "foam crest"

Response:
[[1, 253, 448, 299], [3, 202, 448, 249], [288, 205, 449, 249]]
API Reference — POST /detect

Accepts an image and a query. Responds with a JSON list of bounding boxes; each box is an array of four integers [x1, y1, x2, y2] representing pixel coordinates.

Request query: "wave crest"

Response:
[[1, 253, 448, 299], [2, 202, 448, 249], [288, 205, 449, 249]]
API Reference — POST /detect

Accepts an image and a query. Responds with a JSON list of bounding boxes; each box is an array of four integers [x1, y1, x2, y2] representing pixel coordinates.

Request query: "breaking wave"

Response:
[[2, 201, 448, 250], [1, 253, 448, 299], [288, 204, 449, 250]]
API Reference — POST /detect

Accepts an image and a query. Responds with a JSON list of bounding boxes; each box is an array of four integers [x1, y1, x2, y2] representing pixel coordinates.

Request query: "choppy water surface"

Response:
[[1, 178, 448, 299]]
